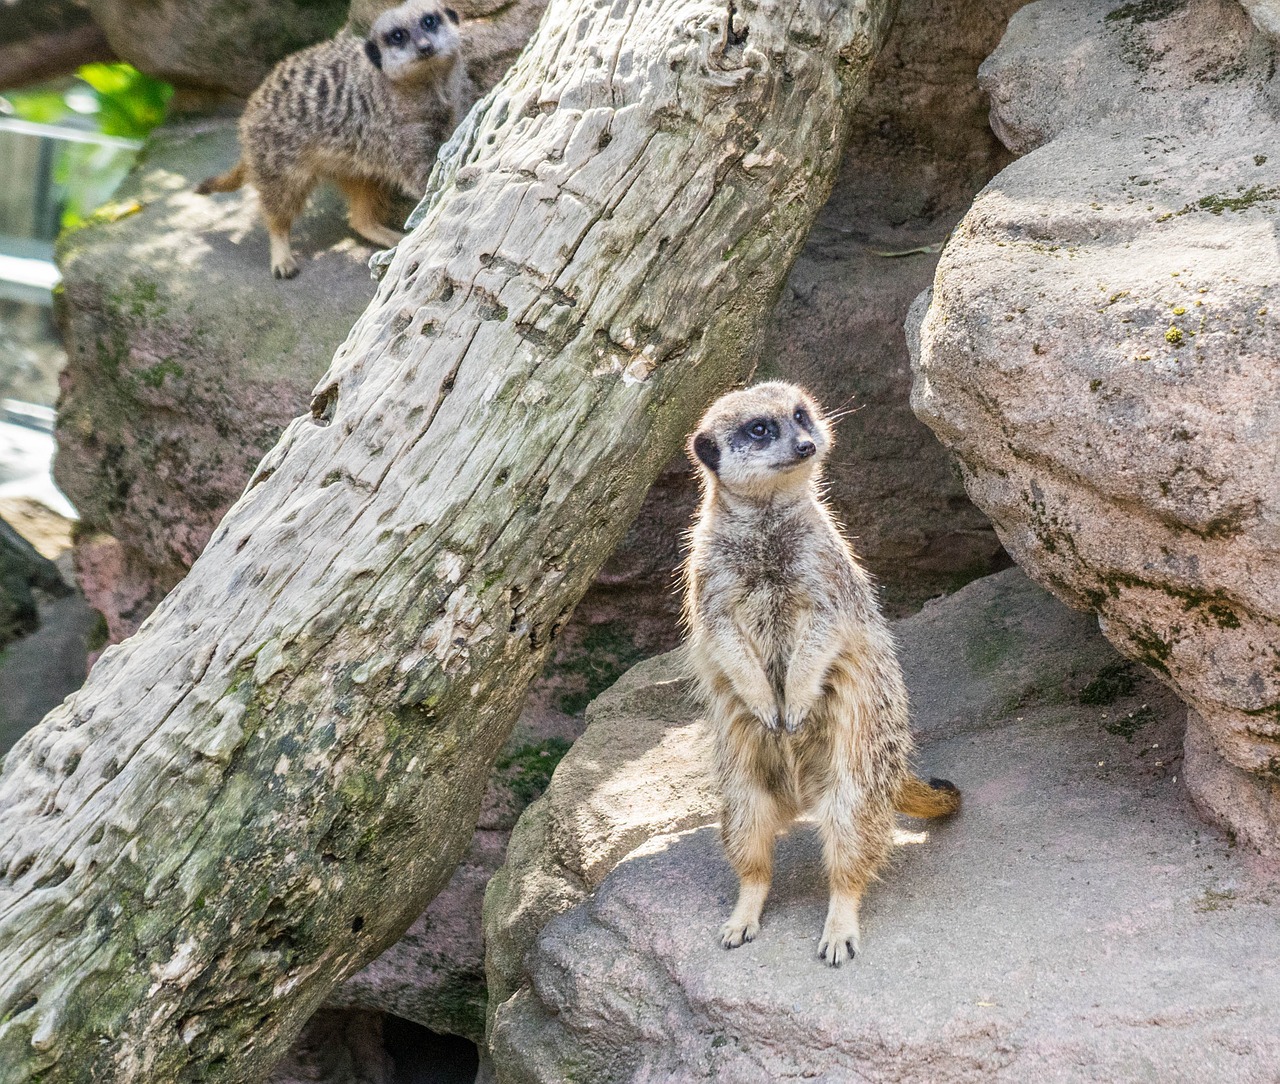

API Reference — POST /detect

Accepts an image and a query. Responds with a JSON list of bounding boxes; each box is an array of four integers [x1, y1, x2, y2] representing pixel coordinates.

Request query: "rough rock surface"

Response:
[[909, 0, 1280, 851], [754, 0, 1024, 614], [485, 569, 1280, 1083], [83, 0, 346, 99], [54, 118, 381, 641]]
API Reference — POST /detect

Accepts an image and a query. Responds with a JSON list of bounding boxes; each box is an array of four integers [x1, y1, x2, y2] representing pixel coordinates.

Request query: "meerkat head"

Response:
[[689, 381, 833, 498], [365, 0, 461, 83]]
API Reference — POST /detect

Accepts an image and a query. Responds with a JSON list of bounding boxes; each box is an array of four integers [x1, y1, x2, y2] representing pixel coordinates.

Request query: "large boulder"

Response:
[[483, 570, 1280, 1083], [909, 0, 1280, 851], [83, 0, 347, 99]]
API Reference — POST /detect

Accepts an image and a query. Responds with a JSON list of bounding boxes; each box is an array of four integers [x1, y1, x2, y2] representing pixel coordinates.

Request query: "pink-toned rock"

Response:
[[910, 0, 1280, 852], [484, 571, 1280, 1083]]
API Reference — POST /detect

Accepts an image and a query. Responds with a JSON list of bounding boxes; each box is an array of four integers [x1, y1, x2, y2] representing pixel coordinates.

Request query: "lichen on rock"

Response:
[[910, 0, 1280, 851]]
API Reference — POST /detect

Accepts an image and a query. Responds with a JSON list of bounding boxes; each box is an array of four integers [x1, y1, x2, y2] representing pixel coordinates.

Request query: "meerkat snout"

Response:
[[365, 1, 461, 83]]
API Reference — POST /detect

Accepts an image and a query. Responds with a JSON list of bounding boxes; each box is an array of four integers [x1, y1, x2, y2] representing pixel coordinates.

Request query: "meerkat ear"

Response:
[[364, 39, 383, 69], [445, 7, 459, 22], [692, 432, 720, 474]]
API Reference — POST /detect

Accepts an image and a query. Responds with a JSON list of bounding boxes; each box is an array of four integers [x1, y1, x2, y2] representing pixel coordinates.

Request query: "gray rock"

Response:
[[486, 570, 1280, 1083], [84, 0, 347, 99], [54, 117, 379, 641], [910, 0, 1280, 851]]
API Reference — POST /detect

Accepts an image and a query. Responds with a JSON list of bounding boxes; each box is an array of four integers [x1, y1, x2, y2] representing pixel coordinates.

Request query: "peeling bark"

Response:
[[0, 0, 892, 1079]]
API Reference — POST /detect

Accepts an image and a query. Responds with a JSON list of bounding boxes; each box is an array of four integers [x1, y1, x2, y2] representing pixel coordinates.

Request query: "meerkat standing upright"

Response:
[[196, 0, 465, 278], [683, 381, 960, 966]]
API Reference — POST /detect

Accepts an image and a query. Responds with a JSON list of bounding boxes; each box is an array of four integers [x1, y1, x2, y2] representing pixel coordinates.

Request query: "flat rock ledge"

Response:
[[484, 570, 1280, 1083]]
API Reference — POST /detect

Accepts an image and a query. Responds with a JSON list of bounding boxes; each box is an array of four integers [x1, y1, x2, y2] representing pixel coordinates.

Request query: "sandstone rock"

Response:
[[0, 0, 112, 90], [484, 569, 1280, 1083], [1239, 0, 1280, 37], [909, 0, 1280, 851], [53, 117, 380, 641], [83, 0, 346, 99]]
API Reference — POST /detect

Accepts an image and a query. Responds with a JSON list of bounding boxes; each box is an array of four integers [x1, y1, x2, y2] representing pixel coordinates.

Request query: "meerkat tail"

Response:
[[195, 160, 246, 195], [895, 773, 961, 819]]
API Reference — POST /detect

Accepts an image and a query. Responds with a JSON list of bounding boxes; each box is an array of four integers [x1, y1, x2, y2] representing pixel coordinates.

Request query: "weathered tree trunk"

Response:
[[0, 0, 891, 1079]]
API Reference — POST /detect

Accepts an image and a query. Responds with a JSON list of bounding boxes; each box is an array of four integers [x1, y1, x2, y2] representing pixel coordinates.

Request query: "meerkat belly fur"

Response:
[[196, 0, 464, 279], [683, 381, 960, 965]]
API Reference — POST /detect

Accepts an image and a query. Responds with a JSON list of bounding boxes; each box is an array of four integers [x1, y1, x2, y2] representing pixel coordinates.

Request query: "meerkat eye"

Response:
[[421, 12, 439, 29], [388, 27, 408, 45], [748, 421, 769, 440], [793, 407, 810, 427]]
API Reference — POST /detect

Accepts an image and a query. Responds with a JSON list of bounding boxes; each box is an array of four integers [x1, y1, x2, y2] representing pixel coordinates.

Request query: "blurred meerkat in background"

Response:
[[683, 381, 960, 966], [196, 0, 464, 278]]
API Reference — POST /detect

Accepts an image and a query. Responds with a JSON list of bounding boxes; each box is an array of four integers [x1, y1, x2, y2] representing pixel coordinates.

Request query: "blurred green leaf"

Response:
[[76, 63, 172, 140]]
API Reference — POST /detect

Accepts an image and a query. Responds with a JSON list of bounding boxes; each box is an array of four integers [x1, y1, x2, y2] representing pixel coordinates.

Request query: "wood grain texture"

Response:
[[0, 0, 891, 1079]]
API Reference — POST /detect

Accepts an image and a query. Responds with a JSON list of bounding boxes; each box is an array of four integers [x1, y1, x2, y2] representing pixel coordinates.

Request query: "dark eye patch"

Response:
[[387, 27, 407, 44], [421, 12, 439, 29], [738, 416, 778, 444], [793, 406, 811, 430]]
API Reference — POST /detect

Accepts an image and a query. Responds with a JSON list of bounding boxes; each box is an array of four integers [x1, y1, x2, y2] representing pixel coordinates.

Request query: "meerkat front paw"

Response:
[[272, 255, 300, 279], [818, 917, 860, 967], [784, 706, 809, 733], [752, 705, 782, 731], [720, 917, 760, 949]]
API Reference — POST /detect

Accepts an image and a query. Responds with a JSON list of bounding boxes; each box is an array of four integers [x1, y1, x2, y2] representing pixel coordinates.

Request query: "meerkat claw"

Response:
[[720, 919, 759, 949], [784, 708, 808, 733]]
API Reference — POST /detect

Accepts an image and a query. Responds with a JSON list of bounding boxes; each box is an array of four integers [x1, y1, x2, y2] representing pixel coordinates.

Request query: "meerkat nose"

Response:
[[417, 40, 437, 56], [795, 440, 816, 459]]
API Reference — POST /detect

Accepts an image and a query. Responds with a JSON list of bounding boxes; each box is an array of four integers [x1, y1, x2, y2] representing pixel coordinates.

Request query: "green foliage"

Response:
[[6, 64, 171, 140], [76, 64, 173, 141], [497, 738, 572, 807], [1079, 660, 1137, 706], [3, 64, 172, 231]]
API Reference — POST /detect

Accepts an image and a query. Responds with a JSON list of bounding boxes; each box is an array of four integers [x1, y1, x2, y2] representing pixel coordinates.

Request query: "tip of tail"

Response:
[[897, 773, 962, 819]]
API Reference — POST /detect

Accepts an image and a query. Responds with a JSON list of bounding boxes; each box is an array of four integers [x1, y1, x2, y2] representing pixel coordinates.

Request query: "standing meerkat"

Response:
[[683, 381, 960, 966], [196, 0, 465, 279]]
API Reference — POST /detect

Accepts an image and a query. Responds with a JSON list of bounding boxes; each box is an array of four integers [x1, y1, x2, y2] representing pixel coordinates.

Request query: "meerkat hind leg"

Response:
[[340, 178, 404, 249], [816, 798, 893, 966], [258, 173, 311, 280], [719, 783, 790, 949]]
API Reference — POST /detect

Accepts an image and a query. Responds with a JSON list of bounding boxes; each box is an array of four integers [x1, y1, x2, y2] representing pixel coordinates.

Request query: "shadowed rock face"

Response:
[[484, 570, 1280, 1083], [757, 0, 1025, 615], [910, 0, 1280, 852], [84, 0, 347, 99]]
